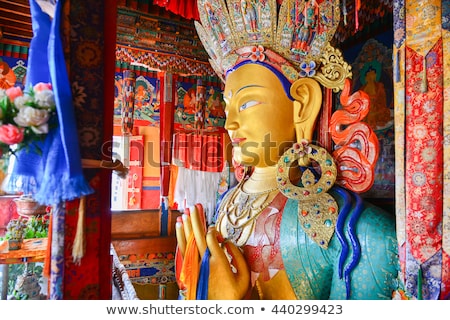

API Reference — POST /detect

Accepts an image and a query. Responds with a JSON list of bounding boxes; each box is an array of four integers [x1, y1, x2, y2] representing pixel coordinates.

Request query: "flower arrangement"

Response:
[[5, 217, 27, 241], [0, 82, 56, 159], [1, 215, 49, 241]]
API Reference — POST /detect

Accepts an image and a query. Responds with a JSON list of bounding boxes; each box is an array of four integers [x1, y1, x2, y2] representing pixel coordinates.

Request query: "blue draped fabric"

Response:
[[196, 248, 211, 300], [6, 0, 93, 204], [34, 0, 93, 203], [3, 0, 50, 195], [26, 0, 52, 86]]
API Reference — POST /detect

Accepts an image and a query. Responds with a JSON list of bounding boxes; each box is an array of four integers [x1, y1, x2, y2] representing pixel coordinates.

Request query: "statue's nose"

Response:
[[224, 109, 239, 131]]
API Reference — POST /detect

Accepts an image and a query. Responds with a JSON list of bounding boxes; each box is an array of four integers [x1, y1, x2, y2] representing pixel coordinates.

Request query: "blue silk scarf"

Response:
[[6, 0, 93, 204]]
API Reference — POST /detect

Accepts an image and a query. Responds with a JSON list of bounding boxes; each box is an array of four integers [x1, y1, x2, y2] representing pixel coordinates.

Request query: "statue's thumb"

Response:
[[223, 240, 250, 287]]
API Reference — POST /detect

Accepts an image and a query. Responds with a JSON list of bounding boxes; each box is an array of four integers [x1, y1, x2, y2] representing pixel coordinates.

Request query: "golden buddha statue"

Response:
[[175, 0, 400, 300]]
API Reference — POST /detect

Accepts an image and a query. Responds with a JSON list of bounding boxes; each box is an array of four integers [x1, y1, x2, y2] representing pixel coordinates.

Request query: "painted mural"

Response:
[[114, 69, 161, 127], [344, 38, 395, 200], [0, 57, 27, 89], [174, 77, 226, 132]]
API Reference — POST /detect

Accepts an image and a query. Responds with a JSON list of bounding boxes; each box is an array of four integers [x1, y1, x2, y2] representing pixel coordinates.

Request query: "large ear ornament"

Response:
[[276, 141, 338, 249]]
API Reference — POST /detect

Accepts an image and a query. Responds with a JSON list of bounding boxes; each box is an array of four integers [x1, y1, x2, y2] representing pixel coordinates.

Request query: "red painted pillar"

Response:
[[158, 72, 175, 235], [61, 0, 116, 299]]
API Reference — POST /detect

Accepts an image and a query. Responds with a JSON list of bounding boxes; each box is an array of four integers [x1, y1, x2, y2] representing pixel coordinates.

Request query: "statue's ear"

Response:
[[290, 78, 322, 142]]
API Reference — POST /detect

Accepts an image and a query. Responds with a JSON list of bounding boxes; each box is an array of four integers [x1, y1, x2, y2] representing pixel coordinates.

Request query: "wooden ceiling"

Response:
[[0, 0, 33, 43], [0, 0, 209, 63], [0, 1, 202, 52]]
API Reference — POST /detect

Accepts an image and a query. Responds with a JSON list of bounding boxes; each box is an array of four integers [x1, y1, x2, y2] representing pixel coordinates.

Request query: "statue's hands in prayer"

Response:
[[176, 206, 250, 299], [205, 226, 250, 299]]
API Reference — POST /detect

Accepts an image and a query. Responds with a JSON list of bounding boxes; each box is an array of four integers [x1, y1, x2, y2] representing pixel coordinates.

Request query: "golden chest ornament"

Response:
[[217, 141, 338, 249]]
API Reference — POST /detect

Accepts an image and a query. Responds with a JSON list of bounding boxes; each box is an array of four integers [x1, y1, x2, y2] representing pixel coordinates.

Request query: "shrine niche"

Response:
[[350, 39, 394, 200]]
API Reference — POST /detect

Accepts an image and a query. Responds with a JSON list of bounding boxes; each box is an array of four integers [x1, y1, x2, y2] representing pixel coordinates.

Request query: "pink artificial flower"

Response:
[[33, 82, 53, 93], [0, 124, 24, 145], [5, 86, 23, 103]]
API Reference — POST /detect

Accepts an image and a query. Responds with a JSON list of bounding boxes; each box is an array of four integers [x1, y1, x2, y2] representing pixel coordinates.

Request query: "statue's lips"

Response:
[[231, 137, 246, 146]]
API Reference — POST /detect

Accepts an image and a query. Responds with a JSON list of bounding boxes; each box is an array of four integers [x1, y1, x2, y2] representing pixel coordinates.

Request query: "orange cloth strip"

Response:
[[179, 232, 200, 300]]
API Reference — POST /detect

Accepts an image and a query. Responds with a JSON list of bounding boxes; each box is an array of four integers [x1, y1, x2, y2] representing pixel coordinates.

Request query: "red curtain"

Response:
[[172, 132, 223, 173], [153, 0, 285, 21], [154, 0, 200, 20]]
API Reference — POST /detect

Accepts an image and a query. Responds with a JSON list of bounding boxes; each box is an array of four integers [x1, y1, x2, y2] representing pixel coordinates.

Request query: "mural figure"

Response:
[[207, 87, 226, 118], [360, 60, 392, 129], [183, 87, 197, 114], [0, 60, 17, 89], [350, 39, 395, 199], [293, 0, 320, 52], [241, 0, 258, 33], [135, 83, 150, 109]]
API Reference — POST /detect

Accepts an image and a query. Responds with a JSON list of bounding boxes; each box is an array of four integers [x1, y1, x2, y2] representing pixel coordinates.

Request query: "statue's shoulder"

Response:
[[366, 199, 395, 229], [331, 186, 395, 226], [279, 186, 396, 246], [325, 187, 397, 262]]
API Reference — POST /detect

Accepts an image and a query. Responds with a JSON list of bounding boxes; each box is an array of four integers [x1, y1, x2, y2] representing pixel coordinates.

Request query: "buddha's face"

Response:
[[223, 63, 295, 167], [365, 69, 377, 83]]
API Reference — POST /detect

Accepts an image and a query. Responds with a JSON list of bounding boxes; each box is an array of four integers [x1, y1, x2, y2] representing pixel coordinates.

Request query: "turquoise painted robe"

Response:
[[280, 187, 400, 299]]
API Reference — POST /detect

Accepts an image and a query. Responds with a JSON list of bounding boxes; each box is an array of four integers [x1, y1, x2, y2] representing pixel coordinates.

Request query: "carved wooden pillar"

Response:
[[57, 0, 116, 299]]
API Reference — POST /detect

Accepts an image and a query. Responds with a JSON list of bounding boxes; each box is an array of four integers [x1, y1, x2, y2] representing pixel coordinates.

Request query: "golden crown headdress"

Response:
[[195, 0, 351, 91]]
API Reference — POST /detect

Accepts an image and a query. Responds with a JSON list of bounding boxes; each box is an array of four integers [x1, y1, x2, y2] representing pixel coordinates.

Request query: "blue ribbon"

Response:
[[343, 191, 363, 299], [331, 185, 363, 300], [332, 185, 351, 279], [160, 198, 168, 236], [196, 248, 211, 300]]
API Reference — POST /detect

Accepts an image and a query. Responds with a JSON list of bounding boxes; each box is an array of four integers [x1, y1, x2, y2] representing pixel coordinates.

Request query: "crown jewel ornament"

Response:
[[195, 0, 351, 91]]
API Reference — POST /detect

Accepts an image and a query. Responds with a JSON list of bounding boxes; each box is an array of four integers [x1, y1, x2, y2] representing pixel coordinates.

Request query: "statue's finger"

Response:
[[182, 212, 193, 240], [206, 227, 230, 266], [223, 240, 250, 287], [175, 216, 186, 257], [190, 205, 207, 257], [206, 227, 250, 299]]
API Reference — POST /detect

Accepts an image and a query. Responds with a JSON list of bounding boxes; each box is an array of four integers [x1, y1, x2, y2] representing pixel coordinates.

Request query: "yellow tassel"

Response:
[[72, 196, 86, 265], [421, 56, 428, 93]]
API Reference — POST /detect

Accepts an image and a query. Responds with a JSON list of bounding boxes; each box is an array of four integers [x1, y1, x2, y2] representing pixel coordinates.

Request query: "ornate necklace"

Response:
[[217, 180, 279, 246]]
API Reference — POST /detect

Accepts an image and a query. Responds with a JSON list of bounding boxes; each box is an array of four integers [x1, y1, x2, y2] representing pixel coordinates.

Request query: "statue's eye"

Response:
[[239, 100, 260, 112]]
